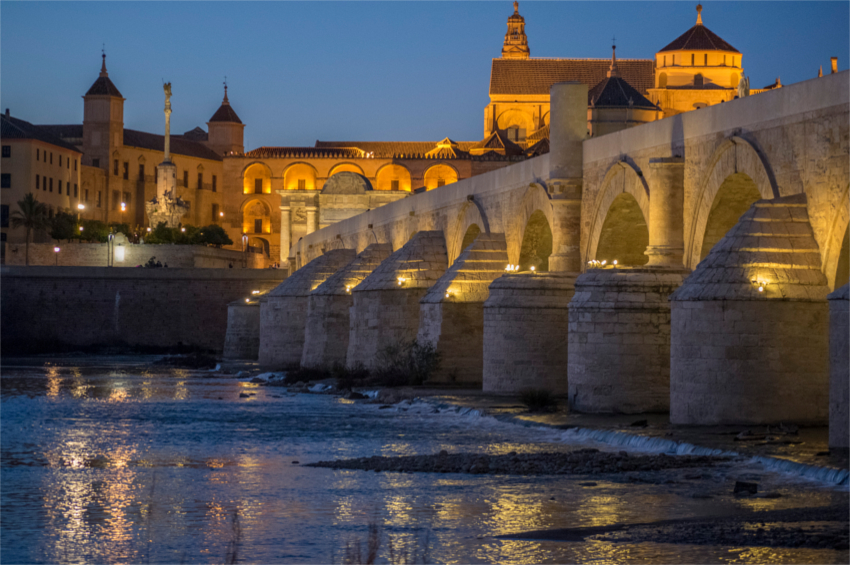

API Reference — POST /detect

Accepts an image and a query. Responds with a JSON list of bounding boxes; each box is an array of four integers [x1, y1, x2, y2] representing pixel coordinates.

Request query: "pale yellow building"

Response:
[[0, 111, 83, 250]]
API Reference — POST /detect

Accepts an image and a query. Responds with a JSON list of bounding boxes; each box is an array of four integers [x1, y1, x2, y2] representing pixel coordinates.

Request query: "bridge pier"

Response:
[[670, 195, 830, 425], [829, 284, 849, 450], [301, 243, 393, 369], [482, 273, 576, 394], [417, 233, 508, 386], [347, 232, 448, 369], [258, 248, 356, 369], [223, 299, 261, 360], [568, 267, 688, 413]]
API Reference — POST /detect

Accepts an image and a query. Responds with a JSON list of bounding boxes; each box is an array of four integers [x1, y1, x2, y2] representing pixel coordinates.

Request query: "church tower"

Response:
[[82, 53, 124, 169], [501, 1, 530, 60], [206, 83, 244, 156]]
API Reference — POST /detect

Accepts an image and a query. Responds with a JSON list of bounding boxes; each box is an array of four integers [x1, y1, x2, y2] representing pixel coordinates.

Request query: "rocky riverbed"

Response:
[[504, 505, 850, 551], [306, 449, 730, 475]]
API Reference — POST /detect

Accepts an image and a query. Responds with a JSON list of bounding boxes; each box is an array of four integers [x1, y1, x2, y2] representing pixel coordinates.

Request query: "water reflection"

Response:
[[1, 362, 848, 564]]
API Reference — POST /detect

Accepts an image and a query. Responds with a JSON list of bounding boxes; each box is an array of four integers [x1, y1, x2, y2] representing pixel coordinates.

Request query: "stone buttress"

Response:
[[223, 296, 261, 360], [568, 267, 689, 413], [670, 194, 830, 425], [347, 232, 448, 369], [258, 249, 356, 368], [482, 272, 576, 394], [828, 283, 849, 450], [417, 233, 509, 386], [301, 243, 393, 369]]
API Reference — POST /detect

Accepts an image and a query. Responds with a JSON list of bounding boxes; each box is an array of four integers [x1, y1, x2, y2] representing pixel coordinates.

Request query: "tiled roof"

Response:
[[589, 76, 658, 109], [314, 140, 479, 158], [490, 58, 655, 96], [123, 128, 223, 161], [209, 102, 242, 124], [524, 123, 549, 146], [659, 24, 739, 53], [37, 124, 84, 141], [470, 130, 524, 156], [524, 137, 549, 157], [1, 114, 82, 153], [245, 146, 365, 159], [181, 127, 209, 142], [86, 76, 123, 97]]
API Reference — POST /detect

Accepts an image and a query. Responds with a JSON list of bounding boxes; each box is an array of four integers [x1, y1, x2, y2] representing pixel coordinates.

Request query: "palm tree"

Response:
[[10, 193, 49, 266]]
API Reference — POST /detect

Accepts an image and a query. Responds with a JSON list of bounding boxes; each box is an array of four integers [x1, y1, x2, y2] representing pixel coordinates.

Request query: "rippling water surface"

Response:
[[2, 358, 847, 564]]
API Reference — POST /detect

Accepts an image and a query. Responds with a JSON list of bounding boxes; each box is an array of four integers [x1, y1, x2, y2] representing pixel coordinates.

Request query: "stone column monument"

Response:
[[145, 82, 189, 228]]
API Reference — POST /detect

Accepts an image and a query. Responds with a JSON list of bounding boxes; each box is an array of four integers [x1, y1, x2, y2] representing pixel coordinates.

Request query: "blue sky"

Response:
[[1, 1, 847, 149]]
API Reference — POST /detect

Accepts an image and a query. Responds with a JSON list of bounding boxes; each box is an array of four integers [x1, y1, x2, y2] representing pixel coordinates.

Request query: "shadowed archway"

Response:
[[518, 210, 552, 271], [595, 192, 649, 265], [699, 173, 761, 261]]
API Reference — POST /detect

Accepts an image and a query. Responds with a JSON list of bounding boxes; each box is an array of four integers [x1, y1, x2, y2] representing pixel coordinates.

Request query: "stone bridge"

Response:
[[246, 71, 848, 441]]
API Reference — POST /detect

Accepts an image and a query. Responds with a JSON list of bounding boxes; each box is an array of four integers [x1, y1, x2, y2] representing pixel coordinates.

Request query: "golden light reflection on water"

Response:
[[46, 367, 61, 397]]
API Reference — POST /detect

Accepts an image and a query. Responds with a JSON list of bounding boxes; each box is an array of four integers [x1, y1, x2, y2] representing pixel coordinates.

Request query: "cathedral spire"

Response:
[[607, 41, 621, 78], [502, 1, 530, 60], [100, 48, 108, 78], [222, 77, 230, 105]]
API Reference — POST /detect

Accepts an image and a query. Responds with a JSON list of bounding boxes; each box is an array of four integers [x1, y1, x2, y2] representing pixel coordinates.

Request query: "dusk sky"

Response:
[[2, 1, 847, 149]]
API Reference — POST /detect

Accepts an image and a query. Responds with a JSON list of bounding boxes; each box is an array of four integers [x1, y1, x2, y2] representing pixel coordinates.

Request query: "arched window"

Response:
[[691, 54, 695, 66], [704, 54, 708, 66], [658, 72, 668, 88]]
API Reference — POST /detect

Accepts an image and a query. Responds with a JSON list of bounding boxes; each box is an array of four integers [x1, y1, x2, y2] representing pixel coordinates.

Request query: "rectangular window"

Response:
[[92, 158, 100, 168], [1, 205, 8, 228], [50, 152, 53, 165], [183, 170, 189, 187], [36, 174, 40, 190], [437, 179, 446, 188], [123, 191, 131, 205], [254, 178, 263, 194], [123, 162, 129, 180], [67, 157, 70, 169], [1, 145, 10, 158], [58, 180, 63, 194], [84, 189, 89, 202], [97, 191, 102, 208], [297, 179, 306, 190], [112, 190, 120, 210], [704, 54, 708, 66], [212, 175, 217, 192], [197, 172, 203, 189], [0, 174, 10, 189], [42, 176, 47, 191], [154, 167, 158, 184], [663, 55, 666, 67], [49, 178, 53, 192], [36, 148, 40, 160], [74, 184, 78, 198], [212, 203, 219, 222], [59, 155, 62, 167], [114, 160, 119, 175], [254, 218, 263, 233], [139, 164, 145, 180], [391, 179, 399, 191], [74, 159, 77, 171]]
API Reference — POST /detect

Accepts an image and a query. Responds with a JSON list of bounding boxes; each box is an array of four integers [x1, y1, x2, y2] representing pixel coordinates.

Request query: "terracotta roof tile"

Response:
[[1, 115, 82, 153], [588, 76, 658, 109], [123, 128, 222, 161], [490, 58, 655, 96], [659, 24, 739, 53]]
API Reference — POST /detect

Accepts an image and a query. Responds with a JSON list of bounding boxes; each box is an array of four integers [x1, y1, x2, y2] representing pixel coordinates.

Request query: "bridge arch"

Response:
[[823, 185, 850, 290], [586, 161, 649, 265], [507, 183, 552, 266], [685, 136, 777, 268], [447, 200, 490, 264]]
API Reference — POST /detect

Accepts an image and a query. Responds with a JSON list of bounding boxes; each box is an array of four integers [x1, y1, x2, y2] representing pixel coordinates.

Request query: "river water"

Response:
[[1, 358, 847, 564]]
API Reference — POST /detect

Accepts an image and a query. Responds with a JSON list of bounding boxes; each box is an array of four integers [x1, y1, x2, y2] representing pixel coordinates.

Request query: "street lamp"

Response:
[[53, 246, 60, 266]]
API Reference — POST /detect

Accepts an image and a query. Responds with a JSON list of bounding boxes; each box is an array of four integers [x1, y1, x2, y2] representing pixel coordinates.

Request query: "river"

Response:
[[1, 357, 847, 564]]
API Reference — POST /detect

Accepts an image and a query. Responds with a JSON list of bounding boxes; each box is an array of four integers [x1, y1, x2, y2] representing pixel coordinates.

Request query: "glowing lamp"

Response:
[[79, 226, 84, 232], [601, 260, 607, 266], [219, 212, 224, 217], [181, 227, 186, 232], [251, 290, 260, 295], [397, 276, 407, 286], [613, 260, 618, 265], [345, 285, 351, 293], [530, 266, 536, 272], [245, 298, 250, 303], [120, 202, 126, 211], [77, 203, 85, 210], [53, 247, 60, 253]]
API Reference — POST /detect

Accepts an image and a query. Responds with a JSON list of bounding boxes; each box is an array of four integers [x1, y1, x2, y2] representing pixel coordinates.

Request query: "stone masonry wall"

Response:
[[568, 268, 689, 414], [258, 249, 355, 369], [346, 232, 448, 369], [829, 284, 849, 449], [482, 273, 576, 395], [223, 302, 261, 360], [0, 266, 286, 354], [7, 242, 264, 269], [670, 300, 829, 425]]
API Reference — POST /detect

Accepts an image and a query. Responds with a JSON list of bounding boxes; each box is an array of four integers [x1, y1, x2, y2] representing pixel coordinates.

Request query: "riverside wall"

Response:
[[0, 266, 286, 354]]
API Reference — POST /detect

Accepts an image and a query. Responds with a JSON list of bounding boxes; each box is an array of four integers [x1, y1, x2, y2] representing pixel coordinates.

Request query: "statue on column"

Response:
[[145, 81, 189, 229]]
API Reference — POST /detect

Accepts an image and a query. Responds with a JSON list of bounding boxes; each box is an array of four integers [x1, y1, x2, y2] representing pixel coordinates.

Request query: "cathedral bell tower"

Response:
[[206, 82, 244, 156], [82, 53, 124, 169], [501, 1, 530, 60]]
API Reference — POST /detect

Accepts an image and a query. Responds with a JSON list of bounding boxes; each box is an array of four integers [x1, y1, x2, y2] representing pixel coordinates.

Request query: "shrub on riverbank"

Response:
[[520, 388, 558, 412], [372, 340, 441, 387]]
